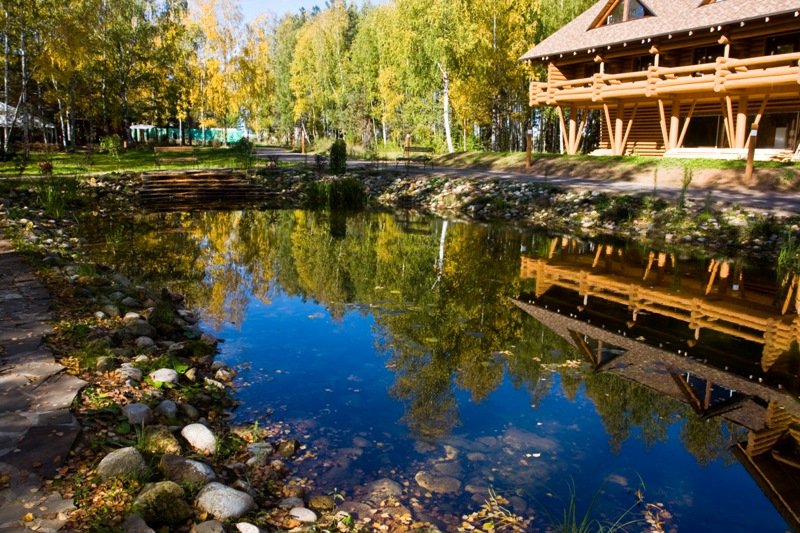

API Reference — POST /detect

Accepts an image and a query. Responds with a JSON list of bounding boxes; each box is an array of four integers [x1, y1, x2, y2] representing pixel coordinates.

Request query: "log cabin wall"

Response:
[[525, 4, 800, 157]]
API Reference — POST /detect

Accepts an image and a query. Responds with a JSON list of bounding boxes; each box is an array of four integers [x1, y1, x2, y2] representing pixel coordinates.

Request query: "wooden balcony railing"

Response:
[[530, 51, 800, 106]]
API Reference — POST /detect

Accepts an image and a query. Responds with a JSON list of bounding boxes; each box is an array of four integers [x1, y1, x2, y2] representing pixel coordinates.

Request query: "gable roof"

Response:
[[521, 0, 800, 61]]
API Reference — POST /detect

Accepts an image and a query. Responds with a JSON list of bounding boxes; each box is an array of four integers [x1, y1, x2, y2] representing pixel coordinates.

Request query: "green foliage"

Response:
[[34, 177, 79, 218], [305, 177, 366, 210], [100, 135, 123, 159], [329, 138, 347, 174], [233, 138, 255, 170]]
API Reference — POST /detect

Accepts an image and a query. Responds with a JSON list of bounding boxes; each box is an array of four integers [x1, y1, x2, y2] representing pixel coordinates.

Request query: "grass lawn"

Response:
[[430, 150, 799, 172], [0, 146, 249, 177]]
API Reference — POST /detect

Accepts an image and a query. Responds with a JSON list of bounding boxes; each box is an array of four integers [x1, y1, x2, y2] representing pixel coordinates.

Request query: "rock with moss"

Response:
[[133, 481, 193, 525], [307, 494, 335, 512], [97, 447, 148, 480], [414, 470, 461, 494], [140, 425, 182, 455]]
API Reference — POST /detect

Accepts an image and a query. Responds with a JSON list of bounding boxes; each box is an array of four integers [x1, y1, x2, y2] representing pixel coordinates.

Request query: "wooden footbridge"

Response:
[[138, 169, 272, 211]]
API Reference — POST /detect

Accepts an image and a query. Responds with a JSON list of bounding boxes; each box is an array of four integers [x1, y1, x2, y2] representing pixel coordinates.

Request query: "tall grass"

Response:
[[34, 176, 79, 218]]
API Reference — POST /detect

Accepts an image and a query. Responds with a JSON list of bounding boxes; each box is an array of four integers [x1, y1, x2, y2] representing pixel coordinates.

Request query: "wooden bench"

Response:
[[396, 146, 434, 168], [154, 146, 198, 168]]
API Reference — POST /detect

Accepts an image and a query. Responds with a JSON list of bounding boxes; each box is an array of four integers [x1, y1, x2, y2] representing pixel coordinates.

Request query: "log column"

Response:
[[668, 100, 681, 149], [735, 96, 749, 149], [615, 102, 625, 155]]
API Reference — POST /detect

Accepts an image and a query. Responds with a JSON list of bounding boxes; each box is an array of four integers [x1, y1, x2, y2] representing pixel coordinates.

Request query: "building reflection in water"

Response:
[[516, 235, 800, 529]]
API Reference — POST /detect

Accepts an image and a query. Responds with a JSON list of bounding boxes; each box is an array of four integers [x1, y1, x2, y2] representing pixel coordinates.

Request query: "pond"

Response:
[[83, 207, 800, 531]]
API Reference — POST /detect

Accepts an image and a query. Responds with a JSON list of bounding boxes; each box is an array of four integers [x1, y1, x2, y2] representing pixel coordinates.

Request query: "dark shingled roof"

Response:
[[521, 0, 800, 61]]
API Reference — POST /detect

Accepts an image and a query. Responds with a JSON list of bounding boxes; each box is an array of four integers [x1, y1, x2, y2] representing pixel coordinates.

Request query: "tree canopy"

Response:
[[1, 0, 593, 152]]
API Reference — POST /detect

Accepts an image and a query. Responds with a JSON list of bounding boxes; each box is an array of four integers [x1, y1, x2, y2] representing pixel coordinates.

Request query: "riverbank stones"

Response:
[[181, 423, 217, 455], [96, 447, 148, 480], [149, 368, 179, 384], [133, 481, 192, 525], [122, 403, 153, 425], [159, 454, 216, 485], [195, 482, 255, 520]]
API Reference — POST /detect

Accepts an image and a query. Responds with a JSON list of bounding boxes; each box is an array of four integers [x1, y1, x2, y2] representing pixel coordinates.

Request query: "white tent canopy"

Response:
[[0, 101, 54, 129]]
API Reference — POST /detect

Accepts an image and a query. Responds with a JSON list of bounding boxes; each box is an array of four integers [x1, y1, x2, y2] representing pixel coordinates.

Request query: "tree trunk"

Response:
[[20, 27, 29, 158], [439, 64, 454, 153], [3, 6, 9, 153], [69, 75, 76, 151]]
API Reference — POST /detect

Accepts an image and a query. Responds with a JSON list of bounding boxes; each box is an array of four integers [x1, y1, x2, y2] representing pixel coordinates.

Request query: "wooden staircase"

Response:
[[138, 170, 271, 211]]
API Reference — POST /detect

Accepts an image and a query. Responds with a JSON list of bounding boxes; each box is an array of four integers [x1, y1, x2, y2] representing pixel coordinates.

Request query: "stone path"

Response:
[[0, 234, 85, 532]]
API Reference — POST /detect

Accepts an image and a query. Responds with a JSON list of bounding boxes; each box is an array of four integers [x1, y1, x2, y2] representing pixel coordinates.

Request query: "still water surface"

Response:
[[87, 208, 799, 531]]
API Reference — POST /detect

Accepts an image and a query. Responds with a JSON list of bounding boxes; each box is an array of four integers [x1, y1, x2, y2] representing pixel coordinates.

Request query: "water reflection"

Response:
[[517, 235, 800, 529], [80, 207, 799, 529]]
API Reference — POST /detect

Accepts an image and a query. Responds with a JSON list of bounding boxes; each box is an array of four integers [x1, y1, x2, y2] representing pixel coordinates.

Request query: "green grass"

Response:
[[430, 150, 799, 172], [0, 146, 255, 176]]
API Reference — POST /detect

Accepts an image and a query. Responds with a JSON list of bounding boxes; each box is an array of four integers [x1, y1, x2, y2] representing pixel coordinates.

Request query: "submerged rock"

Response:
[[365, 478, 403, 503], [307, 494, 335, 512], [276, 439, 300, 458], [414, 470, 461, 494]]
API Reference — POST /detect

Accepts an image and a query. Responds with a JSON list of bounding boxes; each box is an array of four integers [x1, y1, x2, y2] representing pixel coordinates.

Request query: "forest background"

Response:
[[1, 0, 595, 157]]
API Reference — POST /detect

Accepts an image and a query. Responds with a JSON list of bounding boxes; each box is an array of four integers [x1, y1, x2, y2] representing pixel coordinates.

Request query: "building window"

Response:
[[693, 45, 724, 64], [766, 32, 800, 55], [600, 0, 653, 26], [632, 54, 653, 71]]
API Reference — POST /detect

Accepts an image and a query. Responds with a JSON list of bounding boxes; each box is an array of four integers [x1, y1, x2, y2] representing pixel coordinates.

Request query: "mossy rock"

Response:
[[140, 425, 182, 455], [133, 481, 193, 525]]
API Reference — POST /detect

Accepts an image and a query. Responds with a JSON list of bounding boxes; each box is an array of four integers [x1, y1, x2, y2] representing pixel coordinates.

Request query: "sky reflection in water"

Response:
[[87, 209, 792, 530]]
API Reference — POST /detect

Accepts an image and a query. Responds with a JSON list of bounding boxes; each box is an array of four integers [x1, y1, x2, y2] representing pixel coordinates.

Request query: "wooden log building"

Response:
[[521, 0, 800, 159]]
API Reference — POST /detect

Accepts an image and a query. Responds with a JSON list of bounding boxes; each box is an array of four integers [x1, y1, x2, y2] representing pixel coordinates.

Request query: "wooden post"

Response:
[[301, 132, 305, 154], [568, 111, 577, 155], [614, 102, 625, 155], [735, 96, 749, 149], [668, 100, 681, 149], [745, 124, 758, 182]]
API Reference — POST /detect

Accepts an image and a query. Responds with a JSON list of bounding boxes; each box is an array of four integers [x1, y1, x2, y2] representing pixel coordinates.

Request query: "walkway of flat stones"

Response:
[[0, 234, 84, 532]]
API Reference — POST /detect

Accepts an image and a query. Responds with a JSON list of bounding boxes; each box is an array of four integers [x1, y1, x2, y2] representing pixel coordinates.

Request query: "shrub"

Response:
[[233, 138, 254, 169], [38, 160, 54, 176], [305, 177, 365, 210], [99, 134, 122, 157], [329, 138, 347, 174]]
